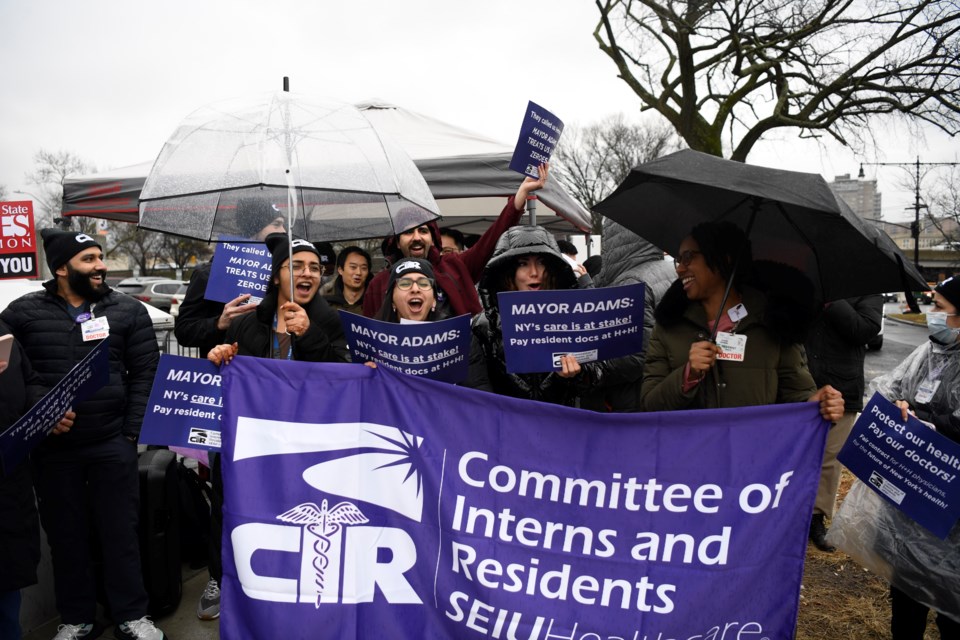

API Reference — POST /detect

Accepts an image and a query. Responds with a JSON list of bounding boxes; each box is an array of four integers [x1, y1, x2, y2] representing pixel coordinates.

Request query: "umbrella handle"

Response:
[[286, 170, 297, 307], [709, 199, 759, 340]]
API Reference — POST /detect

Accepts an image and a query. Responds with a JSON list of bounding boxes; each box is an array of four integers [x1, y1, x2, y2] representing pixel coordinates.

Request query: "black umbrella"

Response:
[[594, 149, 928, 304]]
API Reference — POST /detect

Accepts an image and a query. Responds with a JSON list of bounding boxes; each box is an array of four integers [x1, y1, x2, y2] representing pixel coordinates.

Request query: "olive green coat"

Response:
[[641, 286, 817, 411]]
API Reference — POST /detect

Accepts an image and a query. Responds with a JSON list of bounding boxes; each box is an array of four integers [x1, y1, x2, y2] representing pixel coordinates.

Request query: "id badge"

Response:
[[727, 303, 748, 322], [914, 379, 940, 404], [81, 317, 110, 341], [715, 331, 747, 362]]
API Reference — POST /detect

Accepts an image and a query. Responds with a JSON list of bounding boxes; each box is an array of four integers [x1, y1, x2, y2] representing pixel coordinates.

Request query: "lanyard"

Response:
[[272, 313, 293, 361]]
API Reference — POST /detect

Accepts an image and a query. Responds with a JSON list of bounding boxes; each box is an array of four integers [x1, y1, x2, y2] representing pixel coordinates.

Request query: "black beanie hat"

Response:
[[265, 233, 321, 285], [387, 258, 435, 292], [236, 197, 284, 238], [935, 276, 960, 310], [314, 242, 337, 269], [42, 229, 102, 272]]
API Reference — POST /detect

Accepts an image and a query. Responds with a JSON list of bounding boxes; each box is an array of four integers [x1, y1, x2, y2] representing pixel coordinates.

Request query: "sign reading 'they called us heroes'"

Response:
[[205, 237, 272, 304], [508, 101, 564, 179], [838, 392, 960, 538]]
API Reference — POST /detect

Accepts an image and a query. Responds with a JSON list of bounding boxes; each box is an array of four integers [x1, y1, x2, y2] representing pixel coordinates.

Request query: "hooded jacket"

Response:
[[580, 219, 678, 412], [472, 226, 610, 406], [870, 338, 960, 443], [363, 199, 523, 317], [225, 288, 350, 363], [174, 261, 228, 356], [641, 281, 817, 411], [0, 281, 160, 445]]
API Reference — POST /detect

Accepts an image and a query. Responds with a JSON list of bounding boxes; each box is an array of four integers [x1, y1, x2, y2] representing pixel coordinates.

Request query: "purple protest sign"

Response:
[[205, 236, 271, 304], [498, 283, 645, 373], [339, 311, 472, 383], [219, 356, 827, 640], [838, 392, 960, 538], [140, 354, 223, 451], [508, 101, 564, 178], [0, 339, 109, 475]]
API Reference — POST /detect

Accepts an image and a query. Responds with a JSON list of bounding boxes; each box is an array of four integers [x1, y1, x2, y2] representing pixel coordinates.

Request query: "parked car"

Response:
[[0, 278, 174, 344], [115, 277, 186, 313], [169, 283, 189, 318]]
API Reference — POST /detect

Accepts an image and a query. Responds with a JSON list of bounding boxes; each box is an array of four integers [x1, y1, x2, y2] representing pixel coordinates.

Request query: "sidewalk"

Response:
[[24, 569, 219, 640]]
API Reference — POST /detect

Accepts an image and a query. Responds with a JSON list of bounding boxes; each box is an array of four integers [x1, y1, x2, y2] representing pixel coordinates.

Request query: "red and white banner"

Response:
[[0, 201, 38, 279]]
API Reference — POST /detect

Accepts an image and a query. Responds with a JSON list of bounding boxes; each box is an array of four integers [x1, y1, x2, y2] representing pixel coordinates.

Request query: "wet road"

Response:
[[863, 303, 928, 394]]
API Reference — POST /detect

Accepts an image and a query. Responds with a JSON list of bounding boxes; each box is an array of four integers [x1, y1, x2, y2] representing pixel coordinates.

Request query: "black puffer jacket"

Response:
[[226, 289, 350, 362], [0, 281, 159, 446], [174, 261, 228, 356], [0, 320, 43, 590], [472, 226, 607, 407]]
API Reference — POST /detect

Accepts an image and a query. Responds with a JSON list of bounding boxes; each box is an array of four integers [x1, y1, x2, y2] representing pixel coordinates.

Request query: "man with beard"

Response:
[[362, 164, 550, 318], [1, 230, 164, 640], [207, 233, 349, 364]]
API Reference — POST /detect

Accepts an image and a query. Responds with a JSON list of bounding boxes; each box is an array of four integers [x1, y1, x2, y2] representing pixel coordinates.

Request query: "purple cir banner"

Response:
[[219, 356, 827, 640]]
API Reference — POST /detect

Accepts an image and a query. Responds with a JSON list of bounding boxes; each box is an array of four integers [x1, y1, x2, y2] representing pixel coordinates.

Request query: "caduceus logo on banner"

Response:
[[277, 499, 369, 608], [231, 418, 427, 608]]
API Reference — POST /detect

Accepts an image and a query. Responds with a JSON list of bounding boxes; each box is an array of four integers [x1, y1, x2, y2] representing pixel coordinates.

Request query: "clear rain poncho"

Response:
[[827, 337, 960, 621]]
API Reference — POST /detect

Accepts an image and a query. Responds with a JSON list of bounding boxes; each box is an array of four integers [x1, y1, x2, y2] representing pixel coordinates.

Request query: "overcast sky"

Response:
[[2, 0, 955, 224]]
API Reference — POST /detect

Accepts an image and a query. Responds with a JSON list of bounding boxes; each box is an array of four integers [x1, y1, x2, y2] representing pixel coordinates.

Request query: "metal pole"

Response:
[[525, 196, 537, 226], [913, 157, 920, 270]]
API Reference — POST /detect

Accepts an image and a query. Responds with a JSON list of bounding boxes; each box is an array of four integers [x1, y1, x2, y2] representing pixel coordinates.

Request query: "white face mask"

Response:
[[927, 312, 960, 345]]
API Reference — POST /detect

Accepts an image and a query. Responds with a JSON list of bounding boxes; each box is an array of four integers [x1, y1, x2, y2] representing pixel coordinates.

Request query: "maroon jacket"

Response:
[[363, 198, 524, 317]]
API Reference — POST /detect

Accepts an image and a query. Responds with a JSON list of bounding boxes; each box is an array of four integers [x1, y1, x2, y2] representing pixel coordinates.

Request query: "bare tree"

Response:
[[24, 149, 93, 227], [927, 168, 960, 251], [554, 114, 680, 231], [159, 235, 213, 276], [0, 185, 8, 200], [594, 1, 960, 161], [109, 223, 166, 276]]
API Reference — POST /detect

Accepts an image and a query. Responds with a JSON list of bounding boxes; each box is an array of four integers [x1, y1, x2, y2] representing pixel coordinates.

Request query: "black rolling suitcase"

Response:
[[138, 448, 183, 617]]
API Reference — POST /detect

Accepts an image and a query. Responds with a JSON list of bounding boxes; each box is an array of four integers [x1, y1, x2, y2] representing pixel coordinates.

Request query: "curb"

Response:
[[883, 313, 926, 328]]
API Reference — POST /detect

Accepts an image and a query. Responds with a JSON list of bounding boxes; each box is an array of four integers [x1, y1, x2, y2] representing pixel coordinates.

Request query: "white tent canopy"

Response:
[[63, 100, 592, 236]]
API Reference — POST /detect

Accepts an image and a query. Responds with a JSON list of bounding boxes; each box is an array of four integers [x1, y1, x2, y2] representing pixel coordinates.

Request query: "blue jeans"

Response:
[[0, 590, 22, 640]]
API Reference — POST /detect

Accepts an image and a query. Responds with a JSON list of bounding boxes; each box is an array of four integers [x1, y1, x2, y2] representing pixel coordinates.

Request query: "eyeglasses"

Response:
[[282, 261, 322, 276], [396, 277, 433, 291], [673, 250, 702, 268]]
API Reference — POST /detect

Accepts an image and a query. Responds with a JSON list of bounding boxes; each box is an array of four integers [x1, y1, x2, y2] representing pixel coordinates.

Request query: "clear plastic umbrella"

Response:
[[138, 91, 441, 244]]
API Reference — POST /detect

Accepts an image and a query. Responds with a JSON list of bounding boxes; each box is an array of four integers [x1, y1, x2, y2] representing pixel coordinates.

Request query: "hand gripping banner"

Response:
[[220, 357, 827, 640]]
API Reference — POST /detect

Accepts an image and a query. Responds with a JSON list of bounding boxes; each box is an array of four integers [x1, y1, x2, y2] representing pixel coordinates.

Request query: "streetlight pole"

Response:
[[858, 157, 959, 272]]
